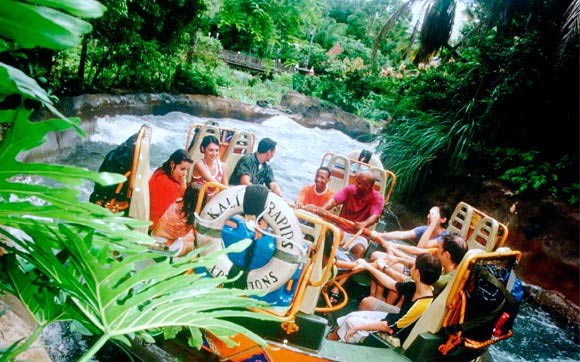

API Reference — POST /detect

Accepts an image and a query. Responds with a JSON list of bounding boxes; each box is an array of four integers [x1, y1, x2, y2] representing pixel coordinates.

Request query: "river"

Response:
[[52, 112, 578, 361]]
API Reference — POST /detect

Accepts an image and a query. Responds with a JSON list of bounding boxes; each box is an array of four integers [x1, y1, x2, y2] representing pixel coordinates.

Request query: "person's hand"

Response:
[[354, 221, 365, 231], [317, 207, 329, 217], [355, 258, 369, 271], [345, 326, 360, 342], [380, 239, 390, 249], [376, 259, 387, 271], [352, 258, 367, 272], [429, 207, 441, 226]]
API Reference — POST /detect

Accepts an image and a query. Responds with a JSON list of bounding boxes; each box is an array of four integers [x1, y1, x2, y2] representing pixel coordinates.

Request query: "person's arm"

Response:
[[233, 155, 253, 185], [359, 259, 397, 291], [344, 320, 393, 342], [269, 181, 282, 196], [318, 197, 338, 216], [220, 161, 229, 186], [389, 242, 430, 256], [373, 258, 407, 282], [239, 174, 252, 185], [295, 186, 308, 209], [355, 214, 379, 230], [417, 208, 441, 248], [194, 161, 218, 183]]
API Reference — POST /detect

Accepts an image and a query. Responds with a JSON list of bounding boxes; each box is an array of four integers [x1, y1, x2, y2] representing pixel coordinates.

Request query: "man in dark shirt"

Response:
[[229, 137, 282, 196]]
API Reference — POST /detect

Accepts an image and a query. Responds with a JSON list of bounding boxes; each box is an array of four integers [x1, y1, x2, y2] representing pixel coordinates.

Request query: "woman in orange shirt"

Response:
[[149, 149, 193, 230], [152, 183, 200, 255]]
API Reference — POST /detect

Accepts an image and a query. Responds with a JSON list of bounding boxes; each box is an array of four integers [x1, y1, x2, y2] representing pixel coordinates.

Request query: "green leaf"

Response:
[[0, 38, 9, 52], [22, 0, 106, 18], [187, 327, 203, 349], [0, 0, 93, 50], [3, 223, 278, 361]]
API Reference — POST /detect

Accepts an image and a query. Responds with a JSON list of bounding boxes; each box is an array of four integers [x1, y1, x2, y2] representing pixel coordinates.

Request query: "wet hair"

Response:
[[160, 149, 193, 175], [200, 135, 220, 152], [435, 204, 451, 228], [442, 234, 467, 265], [181, 183, 201, 225], [358, 149, 373, 164], [415, 253, 442, 285], [257, 138, 277, 153], [317, 166, 331, 178]]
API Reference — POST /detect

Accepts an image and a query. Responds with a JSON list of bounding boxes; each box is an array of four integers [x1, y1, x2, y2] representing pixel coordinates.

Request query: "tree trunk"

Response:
[[77, 37, 88, 91]]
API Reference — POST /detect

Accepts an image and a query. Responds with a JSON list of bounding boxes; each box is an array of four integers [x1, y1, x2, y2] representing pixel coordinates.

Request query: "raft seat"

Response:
[[222, 130, 255, 175], [446, 202, 474, 240], [447, 202, 508, 252], [185, 122, 257, 183], [295, 210, 342, 315], [128, 125, 152, 231], [323, 154, 350, 216], [467, 215, 506, 252], [322, 152, 396, 204]]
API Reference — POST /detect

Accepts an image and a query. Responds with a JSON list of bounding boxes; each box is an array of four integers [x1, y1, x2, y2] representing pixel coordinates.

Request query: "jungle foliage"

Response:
[[0, 0, 577, 205]]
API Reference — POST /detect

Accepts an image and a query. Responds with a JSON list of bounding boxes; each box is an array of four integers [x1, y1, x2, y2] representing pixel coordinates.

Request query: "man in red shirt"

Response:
[[318, 170, 384, 258]]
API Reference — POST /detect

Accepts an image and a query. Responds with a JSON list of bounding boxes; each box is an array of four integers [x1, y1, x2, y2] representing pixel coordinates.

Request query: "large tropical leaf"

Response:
[[0, 107, 148, 241], [0, 64, 67, 120], [0, 0, 105, 51], [0, 224, 277, 362]]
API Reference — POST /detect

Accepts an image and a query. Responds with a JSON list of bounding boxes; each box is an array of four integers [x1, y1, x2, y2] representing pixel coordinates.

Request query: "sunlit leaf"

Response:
[[0, 0, 93, 50], [22, 0, 106, 18]]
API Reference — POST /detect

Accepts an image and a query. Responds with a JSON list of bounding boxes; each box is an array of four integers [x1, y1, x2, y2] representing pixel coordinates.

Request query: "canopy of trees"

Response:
[[1, 0, 577, 204]]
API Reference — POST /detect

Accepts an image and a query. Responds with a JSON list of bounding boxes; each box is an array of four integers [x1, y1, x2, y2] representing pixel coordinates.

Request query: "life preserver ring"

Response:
[[194, 185, 304, 293], [347, 150, 383, 169]]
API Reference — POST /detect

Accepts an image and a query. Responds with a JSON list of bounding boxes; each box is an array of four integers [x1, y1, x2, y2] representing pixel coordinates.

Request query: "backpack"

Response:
[[89, 132, 138, 214]]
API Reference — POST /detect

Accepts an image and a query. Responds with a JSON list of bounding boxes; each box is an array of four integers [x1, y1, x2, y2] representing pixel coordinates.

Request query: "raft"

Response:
[[91, 122, 522, 362]]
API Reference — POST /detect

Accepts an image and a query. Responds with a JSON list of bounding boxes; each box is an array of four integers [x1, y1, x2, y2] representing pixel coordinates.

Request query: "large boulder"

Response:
[[280, 91, 371, 141]]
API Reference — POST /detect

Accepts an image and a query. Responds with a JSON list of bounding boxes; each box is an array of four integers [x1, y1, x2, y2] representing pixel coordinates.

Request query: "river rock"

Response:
[[280, 91, 371, 141], [0, 294, 51, 361]]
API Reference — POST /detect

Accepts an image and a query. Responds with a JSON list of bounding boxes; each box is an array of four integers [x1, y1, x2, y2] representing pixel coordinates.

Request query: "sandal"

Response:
[[328, 288, 341, 306]]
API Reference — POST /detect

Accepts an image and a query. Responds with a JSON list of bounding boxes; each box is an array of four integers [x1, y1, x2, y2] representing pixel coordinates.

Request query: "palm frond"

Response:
[[560, 0, 580, 56], [414, 0, 456, 64], [371, 0, 417, 66]]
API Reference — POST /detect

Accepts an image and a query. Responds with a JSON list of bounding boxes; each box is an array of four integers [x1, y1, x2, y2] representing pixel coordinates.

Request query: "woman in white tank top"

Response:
[[192, 135, 229, 197]]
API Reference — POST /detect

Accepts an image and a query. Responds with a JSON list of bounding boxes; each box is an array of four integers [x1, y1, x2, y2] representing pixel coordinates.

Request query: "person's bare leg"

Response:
[[327, 329, 339, 340]]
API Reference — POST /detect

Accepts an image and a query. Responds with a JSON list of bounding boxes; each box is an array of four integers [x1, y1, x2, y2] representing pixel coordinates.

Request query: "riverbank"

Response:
[[30, 92, 579, 326], [28, 92, 370, 161]]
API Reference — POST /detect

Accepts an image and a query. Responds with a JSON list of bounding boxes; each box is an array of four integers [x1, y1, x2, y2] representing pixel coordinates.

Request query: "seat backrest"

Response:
[[128, 125, 151, 232], [467, 216, 501, 251], [223, 130, 255, 174], [277, 211, 341, 316], [322, 153, 350, 196], [402, 249, 483, 350], [447, 202, 474, 240], [187, 124, 221, 163], [403, 248, 520, 350], [447, 202, 509, 251]]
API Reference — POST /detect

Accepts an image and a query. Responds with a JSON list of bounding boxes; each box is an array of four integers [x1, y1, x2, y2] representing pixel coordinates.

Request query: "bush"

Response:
[[173, 63, 218, 95]]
